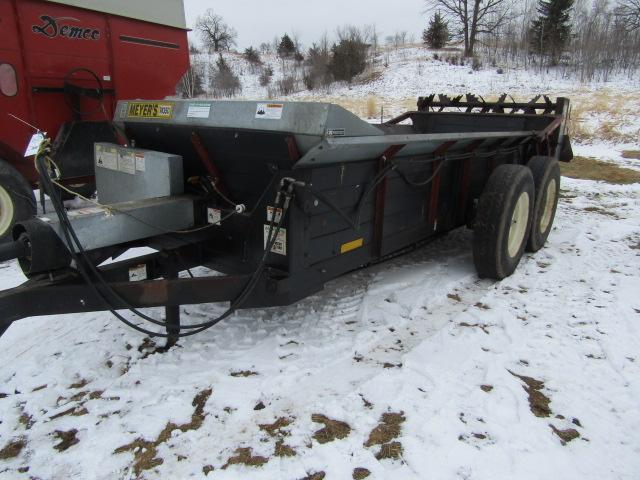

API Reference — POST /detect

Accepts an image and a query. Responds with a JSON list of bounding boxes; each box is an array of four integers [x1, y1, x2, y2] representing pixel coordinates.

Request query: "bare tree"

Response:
[[195, 10, 237, 52], [178, 62, 205, 98], [617, 0, 640, 30], [425, 0, 514, 56]]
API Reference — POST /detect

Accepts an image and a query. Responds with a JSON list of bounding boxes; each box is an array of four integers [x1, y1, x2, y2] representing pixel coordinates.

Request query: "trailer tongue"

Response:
[[0, 95, 572, 344]]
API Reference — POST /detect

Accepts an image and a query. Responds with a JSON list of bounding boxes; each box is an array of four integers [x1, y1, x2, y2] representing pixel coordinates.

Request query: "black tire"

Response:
[[526, 156, 560, 252], [0, 159, 37, 244], [473, 164, 535, 280]]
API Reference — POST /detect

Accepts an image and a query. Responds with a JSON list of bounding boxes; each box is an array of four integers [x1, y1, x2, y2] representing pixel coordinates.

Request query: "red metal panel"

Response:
[[0, 0, 32, 179], [108, 17, 189, 101], [0, 0, 189, 184]]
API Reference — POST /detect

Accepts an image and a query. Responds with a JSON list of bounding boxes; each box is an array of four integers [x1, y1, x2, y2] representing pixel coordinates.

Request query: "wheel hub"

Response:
[[540, 179, 557, 234], [508, 191, 530, 258], [0, 184, 15, 237]]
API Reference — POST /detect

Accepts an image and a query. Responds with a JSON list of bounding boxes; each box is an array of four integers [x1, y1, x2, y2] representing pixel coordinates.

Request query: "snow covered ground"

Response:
[[1, 45, 640, 479], [1, 166, 639, 479]]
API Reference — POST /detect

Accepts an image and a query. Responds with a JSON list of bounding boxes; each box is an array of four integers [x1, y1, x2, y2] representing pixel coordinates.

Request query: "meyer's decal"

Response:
[[127, 102, 174, 119], [32, 15, 100, 41]]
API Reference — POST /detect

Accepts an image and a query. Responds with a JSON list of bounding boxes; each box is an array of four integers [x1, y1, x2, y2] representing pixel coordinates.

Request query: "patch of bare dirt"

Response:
[[259, 417, 293, 437], [510, 371, 551, 418], [53, 429, 79, 452], [222, 448, 268, 469], [561, 156, 640, 184], [480, 385, 493, 393], [550, 425, 581, 445], [353, 467, 371, 479], [0, 438, 25, 460], [114, 388, 212, 476], [447, 293, 462, 302], [311, 414, 351, 444]]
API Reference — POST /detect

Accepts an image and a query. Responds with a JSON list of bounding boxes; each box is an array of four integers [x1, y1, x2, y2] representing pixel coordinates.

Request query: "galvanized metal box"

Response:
[[94, 143, 183, 204]]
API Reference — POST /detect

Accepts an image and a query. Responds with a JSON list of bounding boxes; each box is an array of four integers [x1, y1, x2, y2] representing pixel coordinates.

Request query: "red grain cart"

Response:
[[0, 0, 189, 241]]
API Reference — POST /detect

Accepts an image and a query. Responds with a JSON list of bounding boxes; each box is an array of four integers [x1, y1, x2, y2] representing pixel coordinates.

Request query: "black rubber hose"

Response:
[[37, 150, 290, 337]]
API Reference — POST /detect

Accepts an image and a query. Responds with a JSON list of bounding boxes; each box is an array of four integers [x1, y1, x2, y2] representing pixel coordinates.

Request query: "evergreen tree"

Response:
[[530, 0, 575, 66], [210, 55, 241, 98], [243, 47, 261, 65], [423, 12, 450, 49], [277, 34, 296, 58], [329, 37, 368, 83]]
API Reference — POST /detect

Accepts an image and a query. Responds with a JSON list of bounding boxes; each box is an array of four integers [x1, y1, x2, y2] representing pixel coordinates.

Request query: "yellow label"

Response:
[[127, 102, 174, 119], [340, 238, 364, 254]]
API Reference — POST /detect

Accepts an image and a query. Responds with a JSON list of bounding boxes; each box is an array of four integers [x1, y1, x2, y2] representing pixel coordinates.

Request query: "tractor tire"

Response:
[[526, 156, 560, 252], [473, 164, 535, 280], [0, 159, 37, 244]]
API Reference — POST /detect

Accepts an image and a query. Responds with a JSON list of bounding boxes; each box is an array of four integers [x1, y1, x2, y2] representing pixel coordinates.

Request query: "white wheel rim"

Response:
[[540, 178, 557, 234], [0, 184, 14, 237], [508, 191, 530, 258]]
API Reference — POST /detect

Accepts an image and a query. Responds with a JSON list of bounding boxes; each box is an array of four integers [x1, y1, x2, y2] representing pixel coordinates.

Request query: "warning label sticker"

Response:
[[129, 264, 147, 282], [187, 103, 211, 118], [127, 102, 174, 119], [207, 207, 222, 226], [264, 225, 287, 256], [95, 145, 118, 171], [118, 151, 136, 175], [255, 103, 284, 120], [135, 153, 146, 172], [267, 206, 283, 223]]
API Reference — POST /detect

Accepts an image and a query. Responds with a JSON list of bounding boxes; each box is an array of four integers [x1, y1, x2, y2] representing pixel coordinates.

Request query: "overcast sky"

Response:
[[183, 0, 427, 49]]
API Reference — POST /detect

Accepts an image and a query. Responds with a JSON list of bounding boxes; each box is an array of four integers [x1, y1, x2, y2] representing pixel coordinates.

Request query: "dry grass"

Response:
[[0, 438, 25, 460], [375, 441, 403, 460], [366, 97, 378, 119], [311, 414, 351, 444], [259, 417, 293, 437], [510, 372, 551, 418], [364, 412, 405, 447], [299, 472, 326, 480], [550, 425, 581, 445], [353, 467, 371, 479], [53, 429, 79, 452], [622, 150, 640, 160], [561, 156, 640, 184], [274, 439, 297, 457], [222, 448, 268, 469], [114, 388, 212, 476], [229, 370, 258, 377]]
